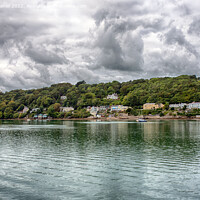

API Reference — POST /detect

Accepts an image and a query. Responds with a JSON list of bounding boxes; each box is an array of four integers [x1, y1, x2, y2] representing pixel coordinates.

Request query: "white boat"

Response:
[[136, 118, 147, 122]]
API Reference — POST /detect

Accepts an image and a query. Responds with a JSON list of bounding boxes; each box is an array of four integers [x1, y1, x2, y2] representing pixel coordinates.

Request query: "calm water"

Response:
[[0, 120, 200, 200]]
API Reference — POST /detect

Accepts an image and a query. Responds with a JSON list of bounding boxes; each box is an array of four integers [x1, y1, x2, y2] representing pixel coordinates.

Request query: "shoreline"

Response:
[[2, 116, 200, 121]]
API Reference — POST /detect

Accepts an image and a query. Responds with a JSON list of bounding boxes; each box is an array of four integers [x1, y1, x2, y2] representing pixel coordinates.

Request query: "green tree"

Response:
[[122, 92, 138, 107], [4, 107, 14, 119], [17, 104, 24, 111], [0, 111, 3, 119]]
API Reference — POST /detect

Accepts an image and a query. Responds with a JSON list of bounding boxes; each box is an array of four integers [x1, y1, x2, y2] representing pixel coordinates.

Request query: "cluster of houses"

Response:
[[33, 114, 48, 120], [86, 105, 129, 118], [143, 102, 200, 110], [16, 93, 200, 119], [169, 102, 200, 109]]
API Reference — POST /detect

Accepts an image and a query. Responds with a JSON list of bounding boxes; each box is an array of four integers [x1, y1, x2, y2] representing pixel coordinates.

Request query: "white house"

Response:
[[169, 103, 187, 109], [60, 107, 74, 112], [87, 106, 109, 113], [19, 106, 29, 114], [107, 93, 118, 100], [187, 102, 200, 109], [30, 108, 40, 113], [23, 106, 29, 113], [61, 96, 67, 100]]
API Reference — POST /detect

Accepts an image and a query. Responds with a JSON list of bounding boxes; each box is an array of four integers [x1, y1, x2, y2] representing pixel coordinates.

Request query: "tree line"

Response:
[[0, 75, 199, 119]]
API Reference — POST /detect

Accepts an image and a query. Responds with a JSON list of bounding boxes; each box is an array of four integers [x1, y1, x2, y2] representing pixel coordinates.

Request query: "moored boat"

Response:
[[136, 118, 147, 122]]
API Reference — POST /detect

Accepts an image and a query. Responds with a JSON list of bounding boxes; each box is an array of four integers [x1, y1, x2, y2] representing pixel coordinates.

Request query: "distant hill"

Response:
[[0, 75, 200, 118]]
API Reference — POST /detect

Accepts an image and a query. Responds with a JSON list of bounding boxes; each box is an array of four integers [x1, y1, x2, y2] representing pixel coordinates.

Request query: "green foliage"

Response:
[[47, 105, 57, 118], [126, 108, 139, 116], [0, 111, 3, 119], [164, 103, 169, 110], [19, 113, 27, 118], [17, 104, 24, 111], [160, 112, 164, 117], [0, 102, 6, 112], [0, 75, 200, 119], [13, 113, 19, 119], [4, 107, 13, 119], [72, 109, 91, 118], [76, 80, 86, 87], [142, 109, 162, 116], [122, 92, 139, 107], [57, 112, 65, 118], [53, 103, 61, 112]]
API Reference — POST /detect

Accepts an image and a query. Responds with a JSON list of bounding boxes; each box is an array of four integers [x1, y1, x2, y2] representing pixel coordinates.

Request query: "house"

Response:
[[60, 107, 74, 112], [90, 106, 99, 112], [143, 103, 164, 110], [86, 107, 98, 117], [61, 96, 67, 100], [188, 102, 200, 109], [111, 105, 129, 112], [23, 106, 29, 113], [107, 93, 118, 100], [86, 106, 109, 118], [99, 106, 109, 111], [36, 114, 48, 120], [169, 103, 187, 109], [87, 106, 109, 113], [43, 114, 48, 119], [33, 115, 38, 119], [30, 108, 40, 113], [38, 114, 43, 119], [18, 106, 29, 114]]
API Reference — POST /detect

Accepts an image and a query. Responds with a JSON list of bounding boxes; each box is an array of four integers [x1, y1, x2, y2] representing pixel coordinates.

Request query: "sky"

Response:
[[0, 0, 200, 91]]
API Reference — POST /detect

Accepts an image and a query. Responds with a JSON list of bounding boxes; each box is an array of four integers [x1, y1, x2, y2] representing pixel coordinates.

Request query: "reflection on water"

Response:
[[0, 120, 200, 199]]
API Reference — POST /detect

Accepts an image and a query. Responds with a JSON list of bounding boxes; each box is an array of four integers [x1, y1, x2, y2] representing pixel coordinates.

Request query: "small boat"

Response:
[[136, 118, 147, 122]]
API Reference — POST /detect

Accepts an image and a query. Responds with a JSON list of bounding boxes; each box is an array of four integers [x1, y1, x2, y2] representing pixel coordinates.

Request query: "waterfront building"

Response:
[[188, 102, 200, 109], [111, 105, 129, 112], [169, 103, 187, 109], [35, 114, 48, 119], [143, 103, 164, 110], [87, 106, 109, 112]]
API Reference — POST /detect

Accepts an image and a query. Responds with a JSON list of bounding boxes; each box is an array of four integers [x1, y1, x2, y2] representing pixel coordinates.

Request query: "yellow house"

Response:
[[143, 103, 164, 110]]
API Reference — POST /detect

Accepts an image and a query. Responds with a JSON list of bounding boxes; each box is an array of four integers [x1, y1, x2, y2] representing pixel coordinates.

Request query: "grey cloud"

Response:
[[93, 26, 144, 71], [91, 5, 168, 72], [0, 10, 50, 45], [0, 63, 52, 91], [0, 0, 200, 91], [25, 44, 69, 65], [188, 17, 200, 36], [165, 27, 199, 57], [109, 0, 147, 17], [144, 50, 200, 79], [93, 6, 168, 39], [93, 0, 144, 25]]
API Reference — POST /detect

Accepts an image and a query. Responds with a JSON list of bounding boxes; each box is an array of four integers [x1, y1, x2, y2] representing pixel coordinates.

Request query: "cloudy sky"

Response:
[[0, 0, 200, 91]]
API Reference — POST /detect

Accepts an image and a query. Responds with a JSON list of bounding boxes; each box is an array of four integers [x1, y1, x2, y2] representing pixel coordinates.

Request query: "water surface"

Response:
[[0, 120, 200, 199]]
